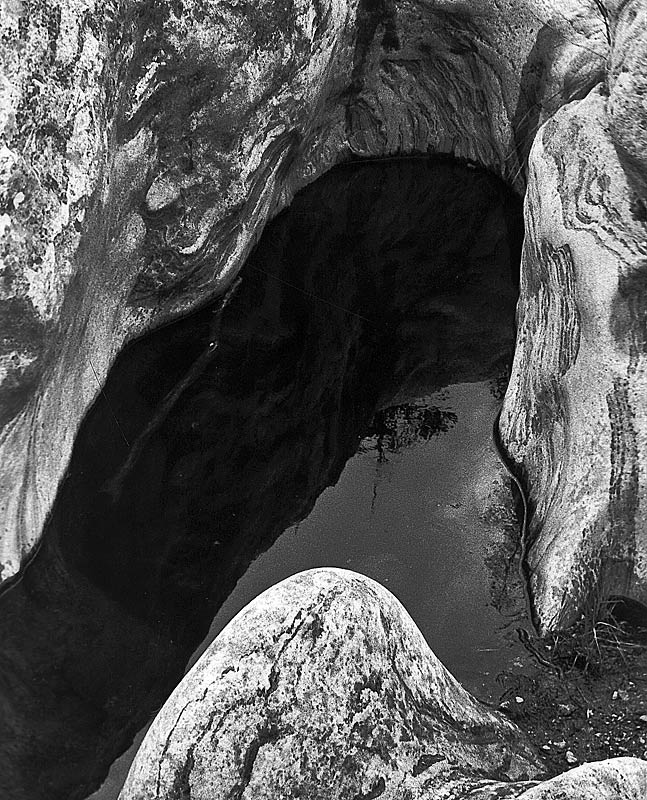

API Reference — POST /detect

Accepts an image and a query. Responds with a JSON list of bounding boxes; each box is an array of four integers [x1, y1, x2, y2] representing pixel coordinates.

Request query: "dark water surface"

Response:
[[191, 381, 520, 697], [0, 159, 525, 800]]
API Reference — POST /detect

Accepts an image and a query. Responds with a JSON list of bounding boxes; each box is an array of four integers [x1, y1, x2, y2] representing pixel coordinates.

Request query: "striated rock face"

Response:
[[501, 0, 647, 629], [0, 0, 608, 585], [4, 1, 647, 796], [119, 568, 544, 800]]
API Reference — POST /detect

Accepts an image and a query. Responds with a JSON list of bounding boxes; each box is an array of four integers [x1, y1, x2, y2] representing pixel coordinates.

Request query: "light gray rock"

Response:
[[515, 757, 647, 799], [500, 82, 647, 629], [119, 569, 647, 799], [119, 568, 543, 800]]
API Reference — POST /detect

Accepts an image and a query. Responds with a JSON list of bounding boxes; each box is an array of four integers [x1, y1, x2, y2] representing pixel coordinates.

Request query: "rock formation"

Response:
[[500, 0, 647, 630], [3, 0, 647, 796], [0, 159, 521, 800], [118, 568, 543, 799], [0, 0, 612, 622], [118, 568, 647, 799]]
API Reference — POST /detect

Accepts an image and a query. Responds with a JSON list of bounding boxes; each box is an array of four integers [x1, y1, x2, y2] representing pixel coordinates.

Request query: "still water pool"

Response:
[[0, 158, 531, 800], [193, 381, 527, 702]]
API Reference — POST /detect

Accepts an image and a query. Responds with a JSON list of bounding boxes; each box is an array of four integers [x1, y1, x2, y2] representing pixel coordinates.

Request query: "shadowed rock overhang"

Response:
[[0, 0, 646, 631]]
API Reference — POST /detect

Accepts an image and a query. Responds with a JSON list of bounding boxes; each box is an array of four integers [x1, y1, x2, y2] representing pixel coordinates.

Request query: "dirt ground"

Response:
[[482, 453, 647, 776], [496, 608, 647, 775]]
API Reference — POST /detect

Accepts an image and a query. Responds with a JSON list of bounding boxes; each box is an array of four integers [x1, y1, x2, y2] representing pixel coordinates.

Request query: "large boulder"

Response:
[[501, 8, 647, 628], [118, 568, 647, 799], [119, 568, 544, 800], [516, 758, 647, 799]]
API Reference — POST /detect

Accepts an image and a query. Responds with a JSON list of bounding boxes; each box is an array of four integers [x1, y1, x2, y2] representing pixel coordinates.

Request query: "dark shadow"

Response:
[[606, 595, 647, 634], [0, 159, 522, 800]]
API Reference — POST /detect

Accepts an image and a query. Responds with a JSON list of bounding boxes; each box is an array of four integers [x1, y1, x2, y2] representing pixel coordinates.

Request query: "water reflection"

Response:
[[0, 159, 522, 800]]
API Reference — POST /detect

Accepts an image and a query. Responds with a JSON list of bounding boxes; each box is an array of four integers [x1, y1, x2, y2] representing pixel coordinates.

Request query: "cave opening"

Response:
[[0, 158, 528, 800]]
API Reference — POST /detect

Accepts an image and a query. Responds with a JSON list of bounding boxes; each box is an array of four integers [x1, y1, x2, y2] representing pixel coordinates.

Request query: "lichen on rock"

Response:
[[2, 0, 647, 796], [118, 568, 647, 799]]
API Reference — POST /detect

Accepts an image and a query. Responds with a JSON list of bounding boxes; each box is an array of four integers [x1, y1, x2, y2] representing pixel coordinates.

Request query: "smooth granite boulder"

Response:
[[119, 568, 544, 800], [515, 757, 647, 799], [501, 85, 647, 629], [118, 568, 647, 799]]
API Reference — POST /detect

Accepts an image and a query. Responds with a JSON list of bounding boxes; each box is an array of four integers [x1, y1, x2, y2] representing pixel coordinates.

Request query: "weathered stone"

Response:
[[500, 84, 647, 629], [515, 757, 647, 799], [468, 757, 647, 799], [0, 159, 523, 800], [0, 0, 608, 587], [3, 1, 647, 797], [607, 0, 647, 195], [119, 568, 544, 800], [118, 569, 647, 799]]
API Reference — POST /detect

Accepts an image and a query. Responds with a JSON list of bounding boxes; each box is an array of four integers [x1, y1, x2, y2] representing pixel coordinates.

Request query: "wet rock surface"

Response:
[[3, 0, 647, 798]]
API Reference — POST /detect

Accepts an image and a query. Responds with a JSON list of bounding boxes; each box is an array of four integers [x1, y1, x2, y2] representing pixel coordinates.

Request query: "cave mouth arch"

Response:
[[0, 157, 525, 800]]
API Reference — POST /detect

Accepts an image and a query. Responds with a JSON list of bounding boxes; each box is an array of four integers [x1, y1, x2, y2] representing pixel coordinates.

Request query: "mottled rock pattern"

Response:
[[119, 568, 543, 800], [0, 0, 608, 583], [501, 81, 647, 627], [119, 569, 647, 799], [515, 757, 647, 799], [0, 159, 522, 800]]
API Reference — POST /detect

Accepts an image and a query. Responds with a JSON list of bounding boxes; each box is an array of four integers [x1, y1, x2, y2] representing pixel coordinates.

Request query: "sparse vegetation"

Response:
[[497, 604, 647, 774]]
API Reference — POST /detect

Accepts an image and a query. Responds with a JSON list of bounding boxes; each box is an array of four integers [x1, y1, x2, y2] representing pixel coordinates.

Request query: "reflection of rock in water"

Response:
[[366, 402, 459, 457], [0, 160, 521, 800]]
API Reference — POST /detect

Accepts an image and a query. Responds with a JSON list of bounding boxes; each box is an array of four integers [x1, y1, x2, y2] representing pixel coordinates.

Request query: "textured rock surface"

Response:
[[119, 569, 647, 799], [0, 0, 608, 583], [515, 757, 647, 799], [119, 568, 544, 800], [0, 159, 523, 800], [3, 1, 647, 797], [501, 14, 647, 627]]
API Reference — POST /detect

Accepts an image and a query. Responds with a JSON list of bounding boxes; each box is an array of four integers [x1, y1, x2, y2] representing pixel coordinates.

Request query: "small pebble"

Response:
[[515, 696, 524, 704], [565, 751, 578, 765], [639, 715, 647, 724]]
